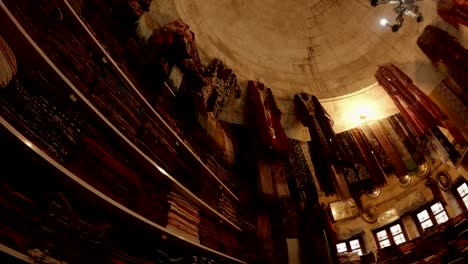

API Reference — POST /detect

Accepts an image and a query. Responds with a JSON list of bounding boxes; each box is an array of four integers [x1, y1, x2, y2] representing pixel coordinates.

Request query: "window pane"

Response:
[[390, 224, 402, 235], [430, 202, 444, 215], [336, 242, 347, 253], [435, 212, 449, 224], [417, 210, 431, 222], [349, 239, 360, 250], [457, 183, 468, 197], [352, 249, 363, 256], [379, 239, 391, 248], [421, 219, 433, 230], [393, 233, 406, 245], [463, 195, 468, 209], [377, 230, 388, 241]]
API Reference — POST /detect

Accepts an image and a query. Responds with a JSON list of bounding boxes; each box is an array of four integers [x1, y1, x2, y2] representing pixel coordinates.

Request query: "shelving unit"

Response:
[[0, 244, 33, 263], [60, 0, 240, 202], [0, 113, 246, 264], [0, 0, 241, 233]]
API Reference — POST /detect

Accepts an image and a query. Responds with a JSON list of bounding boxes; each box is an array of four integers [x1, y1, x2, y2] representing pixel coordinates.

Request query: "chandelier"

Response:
[[370, 0, 424, 32]]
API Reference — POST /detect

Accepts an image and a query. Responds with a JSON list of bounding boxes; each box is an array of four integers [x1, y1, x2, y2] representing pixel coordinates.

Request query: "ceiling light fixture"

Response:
[[380, 18, 389, 26], [371, 0, 424, 32]]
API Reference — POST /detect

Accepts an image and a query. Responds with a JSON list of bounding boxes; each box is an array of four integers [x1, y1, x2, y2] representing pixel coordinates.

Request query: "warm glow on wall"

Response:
[[344, 99, 380, 127], [322, 83, 399, 133]]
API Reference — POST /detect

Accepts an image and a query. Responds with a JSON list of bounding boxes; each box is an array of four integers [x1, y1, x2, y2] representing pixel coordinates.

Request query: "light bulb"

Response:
[[380, 18, 388, 26]]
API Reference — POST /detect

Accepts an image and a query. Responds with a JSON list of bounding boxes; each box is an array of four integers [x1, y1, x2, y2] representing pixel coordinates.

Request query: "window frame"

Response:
[[412, 201, 450, 234], [452, 177, 468, 212], [372, 220, 408, 250], [336, 234, 366, 256]]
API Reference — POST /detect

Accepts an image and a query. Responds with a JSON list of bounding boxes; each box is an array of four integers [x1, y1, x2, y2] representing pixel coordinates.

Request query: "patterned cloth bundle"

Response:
[[166, 192, 200, 243]]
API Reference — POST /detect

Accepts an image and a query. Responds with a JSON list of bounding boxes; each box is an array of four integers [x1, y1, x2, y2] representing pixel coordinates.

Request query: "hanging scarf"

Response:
[[351, 128, 387, 187], [360, 125, 394, 175], [369, 122, 408, 177], [379, 119, 417, 171]]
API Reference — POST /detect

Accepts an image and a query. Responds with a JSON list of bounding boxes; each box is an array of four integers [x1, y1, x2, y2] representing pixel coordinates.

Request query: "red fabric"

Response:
[[437, 0, 468, 28], [375, 64, 447, 137], [247, 81, 291, 155]]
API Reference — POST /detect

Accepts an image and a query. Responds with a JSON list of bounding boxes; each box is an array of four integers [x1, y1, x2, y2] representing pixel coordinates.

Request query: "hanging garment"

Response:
[[294, 93, 350, 197], [247, 81, 291, 155]]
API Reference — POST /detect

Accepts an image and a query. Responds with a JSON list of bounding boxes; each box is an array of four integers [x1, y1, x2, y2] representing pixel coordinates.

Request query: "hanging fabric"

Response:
[[375, 63, 447, 136], [379, 119, 417, 171], [294, 93, 350, 197], [368, 122, 408, 177], [350, 128, 387, 187], [360, 125, 394, 176], [417, 26, 468, 92], [437, 0, 468, 29], [247, 81, 291, 155], [375, 63, 467, 147], [336, 131, 373, 194]]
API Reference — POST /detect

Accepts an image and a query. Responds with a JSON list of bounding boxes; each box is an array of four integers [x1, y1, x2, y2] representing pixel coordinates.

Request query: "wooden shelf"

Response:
[[0, 244, 33, 263], [60, 0, 239, 202], [0, 0, 241, 233], [0, 114, 246, 264]]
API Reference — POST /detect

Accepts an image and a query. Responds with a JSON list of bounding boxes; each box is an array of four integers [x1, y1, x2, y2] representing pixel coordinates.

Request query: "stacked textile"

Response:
[[0, 74, 84, 160], [197, 177, 220, 211], [218, 193, 237, 224], [0, 36, 16, 88], [166, 192, 200, 243], [218, 227, 242, 259], [199, 215, 218, 250]]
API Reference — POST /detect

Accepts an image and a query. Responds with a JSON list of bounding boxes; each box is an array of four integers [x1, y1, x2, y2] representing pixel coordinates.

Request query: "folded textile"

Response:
[[0, 35, 16, 88], [166, 192, 200, 243]]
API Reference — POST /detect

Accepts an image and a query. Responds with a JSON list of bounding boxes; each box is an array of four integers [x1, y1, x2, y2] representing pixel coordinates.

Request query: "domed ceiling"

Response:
[[139, 0, 467, 136], [169, 0, 445, 99]]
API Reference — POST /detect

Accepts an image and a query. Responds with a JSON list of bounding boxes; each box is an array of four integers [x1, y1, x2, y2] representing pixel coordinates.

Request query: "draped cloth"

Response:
[[376, 63, 467, 146], [417, 26, 468, 92], [437, 0, 468, 29], [247, 81, 291, 155], [360, 125, 394, 175], [350, 129, 387, 187], [375, 64, 448, 136], [369, 122, 408, 178], [294, 93, 350, 197]]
